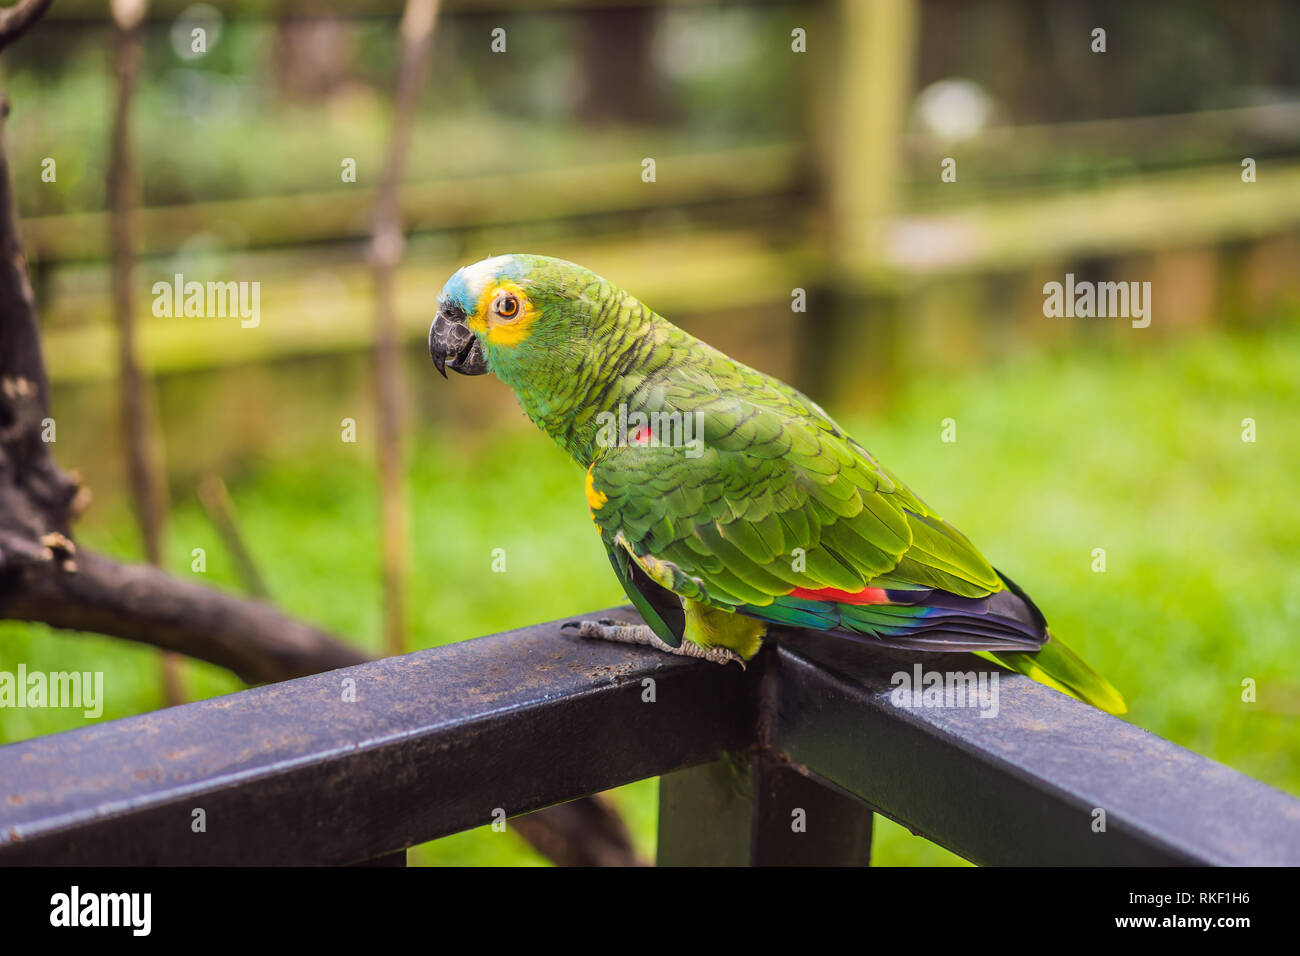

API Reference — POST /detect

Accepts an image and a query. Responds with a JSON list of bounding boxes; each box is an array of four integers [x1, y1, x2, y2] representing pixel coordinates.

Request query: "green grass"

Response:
[[2, 324, 1297, 865]]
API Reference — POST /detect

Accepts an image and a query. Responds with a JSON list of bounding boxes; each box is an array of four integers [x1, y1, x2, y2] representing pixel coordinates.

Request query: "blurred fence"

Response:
[[14, 0, 1300, 392]]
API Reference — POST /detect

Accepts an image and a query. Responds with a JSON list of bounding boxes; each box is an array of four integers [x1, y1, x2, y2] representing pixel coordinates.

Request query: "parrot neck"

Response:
[[499, 304, 686, 469]]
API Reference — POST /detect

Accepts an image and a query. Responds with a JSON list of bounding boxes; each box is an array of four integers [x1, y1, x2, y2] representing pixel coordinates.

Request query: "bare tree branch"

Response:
[[512, 794, 649, 867], [0, 95, 80, 578], [197, 475, 271, 599], [3, 549, 369, 683], [0, 0, 55, 55], [107, 0, 182, 703], [0, 0, 362, 692], [370, 0, 438, 656], [108, 0, 166, 569]]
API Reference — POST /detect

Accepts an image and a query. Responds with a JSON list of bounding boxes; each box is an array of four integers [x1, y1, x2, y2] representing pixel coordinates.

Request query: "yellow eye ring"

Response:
[[494, 292, 520, 320]]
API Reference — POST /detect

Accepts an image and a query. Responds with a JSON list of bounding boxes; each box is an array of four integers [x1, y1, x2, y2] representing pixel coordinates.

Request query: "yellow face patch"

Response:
[[468, 280, 539, 348]]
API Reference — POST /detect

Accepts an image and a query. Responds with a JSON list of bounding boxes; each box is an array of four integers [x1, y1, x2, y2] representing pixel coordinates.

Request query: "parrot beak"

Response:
[[429, 303, 487, 377]]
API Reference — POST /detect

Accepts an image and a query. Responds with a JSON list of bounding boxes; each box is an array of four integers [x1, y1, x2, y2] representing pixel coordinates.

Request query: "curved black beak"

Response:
[[429, 303, 487, 377]]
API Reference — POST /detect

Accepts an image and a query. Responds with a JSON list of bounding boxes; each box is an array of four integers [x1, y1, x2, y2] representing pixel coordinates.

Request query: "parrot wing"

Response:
[[585, 388, 1047, 655]]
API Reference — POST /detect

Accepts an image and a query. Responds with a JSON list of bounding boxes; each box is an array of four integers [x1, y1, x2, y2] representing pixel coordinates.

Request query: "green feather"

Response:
[[979, 636, 1127, 715]]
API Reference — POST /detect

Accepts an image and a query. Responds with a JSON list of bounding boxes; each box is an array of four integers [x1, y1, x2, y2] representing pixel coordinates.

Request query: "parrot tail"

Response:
[[743, 565, 1128, 714], [976, 636, 1127, 715], [975, 571, 1126, 715]]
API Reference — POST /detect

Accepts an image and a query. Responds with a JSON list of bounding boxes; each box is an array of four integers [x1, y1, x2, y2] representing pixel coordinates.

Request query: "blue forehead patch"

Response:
[[439, 255, 531, 312]]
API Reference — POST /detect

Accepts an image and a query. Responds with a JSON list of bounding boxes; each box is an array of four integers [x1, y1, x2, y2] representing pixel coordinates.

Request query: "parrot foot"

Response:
[[562, 618, 746, 669]]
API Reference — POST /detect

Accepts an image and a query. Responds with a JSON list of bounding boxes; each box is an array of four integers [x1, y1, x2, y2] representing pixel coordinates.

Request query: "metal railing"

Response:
[[2, 609, 1298, 866]]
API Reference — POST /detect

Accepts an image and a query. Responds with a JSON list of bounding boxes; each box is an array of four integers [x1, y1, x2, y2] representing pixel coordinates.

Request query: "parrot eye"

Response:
[[493, 292, 520, 320]]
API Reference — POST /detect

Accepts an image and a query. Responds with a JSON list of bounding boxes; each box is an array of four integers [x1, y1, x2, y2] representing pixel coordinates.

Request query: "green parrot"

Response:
[[430, 254, 1126, 714]]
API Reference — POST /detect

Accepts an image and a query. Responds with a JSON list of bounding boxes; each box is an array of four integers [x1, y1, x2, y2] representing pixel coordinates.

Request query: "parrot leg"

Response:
[[564, 618, 745, 668]]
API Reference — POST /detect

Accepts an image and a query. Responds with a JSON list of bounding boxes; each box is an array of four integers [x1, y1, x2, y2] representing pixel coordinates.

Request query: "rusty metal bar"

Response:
[[657, 754, 873, 866], [2, 612, 1299, 866], [766, 630, 1300, 866], [0, 609, 753, 865]]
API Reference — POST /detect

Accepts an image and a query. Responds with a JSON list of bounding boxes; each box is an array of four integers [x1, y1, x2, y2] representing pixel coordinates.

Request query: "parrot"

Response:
[[429, 254, 1126, 714]]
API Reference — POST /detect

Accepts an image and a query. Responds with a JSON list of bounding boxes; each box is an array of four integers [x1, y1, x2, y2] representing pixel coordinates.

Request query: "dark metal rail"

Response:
[[1, 609, 1297, 866]]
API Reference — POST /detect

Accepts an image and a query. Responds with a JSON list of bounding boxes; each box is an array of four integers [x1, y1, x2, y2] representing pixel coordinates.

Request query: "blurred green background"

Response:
[[1, 0, 1298, 866]]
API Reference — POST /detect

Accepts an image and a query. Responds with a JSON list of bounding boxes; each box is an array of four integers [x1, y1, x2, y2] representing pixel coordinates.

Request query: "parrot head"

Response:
[[429, 253, 610, 383], [430, 253, 671, 462]]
